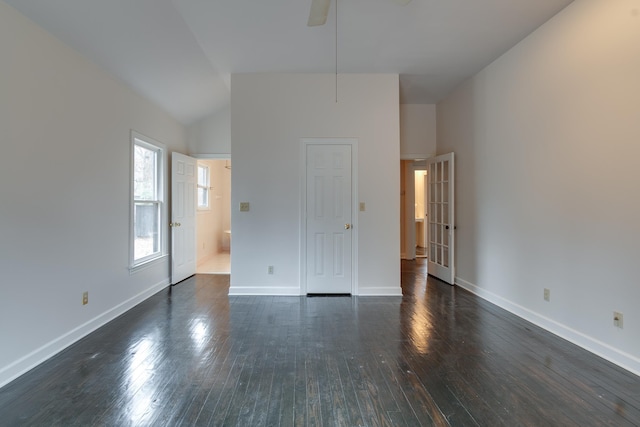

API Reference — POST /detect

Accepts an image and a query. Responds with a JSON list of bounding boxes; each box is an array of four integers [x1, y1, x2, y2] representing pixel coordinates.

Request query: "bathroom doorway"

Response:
[[401, 159, 428, 261], [414, 168, 428, 258], [196, 159, 231, 274]]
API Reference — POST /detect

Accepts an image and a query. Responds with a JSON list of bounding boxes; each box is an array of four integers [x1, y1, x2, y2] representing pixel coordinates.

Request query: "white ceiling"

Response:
[[5, 0, 573, 124]]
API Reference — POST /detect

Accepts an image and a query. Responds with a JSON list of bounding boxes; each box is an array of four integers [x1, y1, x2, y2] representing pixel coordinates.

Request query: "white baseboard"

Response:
[[0, 279, 170, 388], [455, 277, 640, 377], [228, 286, 301, 296], [357, 286, 403, 296], [228, 285, 403, 297]]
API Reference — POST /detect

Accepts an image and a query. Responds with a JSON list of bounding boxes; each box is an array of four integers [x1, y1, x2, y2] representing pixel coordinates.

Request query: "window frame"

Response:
[[130, 131, 167, 272], [197, 163, 210, 210]]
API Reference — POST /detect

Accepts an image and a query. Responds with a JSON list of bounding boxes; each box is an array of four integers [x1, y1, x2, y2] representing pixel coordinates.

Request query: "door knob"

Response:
[[345, 224, 351, 230]]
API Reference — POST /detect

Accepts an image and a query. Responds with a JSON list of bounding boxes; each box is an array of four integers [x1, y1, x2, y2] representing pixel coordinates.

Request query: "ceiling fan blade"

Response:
[[308, 0, 331, 26]]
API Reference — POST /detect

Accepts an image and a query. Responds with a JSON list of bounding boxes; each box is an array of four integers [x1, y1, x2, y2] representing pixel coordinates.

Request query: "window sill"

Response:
[[129, 254, 168, 275]]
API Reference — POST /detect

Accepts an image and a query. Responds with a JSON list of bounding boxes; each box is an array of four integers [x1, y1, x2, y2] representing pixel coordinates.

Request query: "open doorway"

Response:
[[401, 159, 427, 261], [414, 168, 428, 258], [196, 159, 231, 274]]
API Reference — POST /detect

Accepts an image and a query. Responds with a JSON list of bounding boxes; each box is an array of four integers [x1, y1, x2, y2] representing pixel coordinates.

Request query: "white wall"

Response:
[[188, 105, 231, 155], [0, 2, 187, 387], [230, 73, 400, 296], [399, 104, 436, 258], [437, 0, 640, 375], [400, 104, 436, 159]]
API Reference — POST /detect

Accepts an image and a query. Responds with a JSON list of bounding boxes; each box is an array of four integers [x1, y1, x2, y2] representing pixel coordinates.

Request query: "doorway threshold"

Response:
[[307, 293, 351, 297]]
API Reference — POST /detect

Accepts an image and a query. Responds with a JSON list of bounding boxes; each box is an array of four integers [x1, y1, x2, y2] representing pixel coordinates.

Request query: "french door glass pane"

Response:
[[134, 202, 160, 261]]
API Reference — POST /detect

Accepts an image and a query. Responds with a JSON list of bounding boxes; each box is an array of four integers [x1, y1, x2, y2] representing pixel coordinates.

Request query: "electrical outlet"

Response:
[[268, 266, 274, 275], [614, 311, 623, 328], [82, 291, 88, 305], [543, 288, 550, 302], [239, 202, 250, 212]]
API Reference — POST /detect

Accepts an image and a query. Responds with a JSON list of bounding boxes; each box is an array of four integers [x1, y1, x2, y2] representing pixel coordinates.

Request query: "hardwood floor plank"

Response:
[[172, 338, 235, 425], [305, 349, 324, 427], [375, 351, 427, 426], [245, 344, 278, 426], [189, 340, 242, 425], [382, 350, 445, 426], [335, 353, 367, 427], [226, 344, 266, 426], [293, 345, 308, 427], [353, 354, 407, 427], [397, 346, 479, 426], [344, 353, 383, 427], [203, 352, 247, 425], [323, 353, 352, 426], [264, 343, 294, 427]]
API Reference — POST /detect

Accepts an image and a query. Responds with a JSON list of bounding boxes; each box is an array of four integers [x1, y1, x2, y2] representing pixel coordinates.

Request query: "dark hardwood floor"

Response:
[[1, 259, 639, 426]]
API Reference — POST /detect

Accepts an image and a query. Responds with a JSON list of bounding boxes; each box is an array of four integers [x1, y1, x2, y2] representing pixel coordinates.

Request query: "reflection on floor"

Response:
[[416, 245, 427, 258], [2, 260, 639, 425], [196, 251, 230, 274]]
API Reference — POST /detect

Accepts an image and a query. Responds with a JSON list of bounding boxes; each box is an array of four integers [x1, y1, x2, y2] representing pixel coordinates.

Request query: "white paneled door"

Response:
[[171, 152, 197, 284], [305, 143, 353, 294], [427, 152, 455, 284]]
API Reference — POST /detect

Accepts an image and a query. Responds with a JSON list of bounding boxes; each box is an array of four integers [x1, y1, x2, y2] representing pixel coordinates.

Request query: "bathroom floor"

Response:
[[196, 251, 230, 274]]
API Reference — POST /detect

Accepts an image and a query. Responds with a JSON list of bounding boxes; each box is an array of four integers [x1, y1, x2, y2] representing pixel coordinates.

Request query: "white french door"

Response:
[[427, 152, 455, 284], [171, 152, 197, 284], [304, 141, 354, 294]]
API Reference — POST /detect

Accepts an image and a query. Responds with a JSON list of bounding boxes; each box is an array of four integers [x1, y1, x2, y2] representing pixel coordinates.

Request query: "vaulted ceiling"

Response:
[[5, 0, 573, 124]]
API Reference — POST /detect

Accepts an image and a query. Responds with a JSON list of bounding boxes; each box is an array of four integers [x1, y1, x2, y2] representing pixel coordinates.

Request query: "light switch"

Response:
[[239, 202, 250, 212], [359, 202, 366, 212]]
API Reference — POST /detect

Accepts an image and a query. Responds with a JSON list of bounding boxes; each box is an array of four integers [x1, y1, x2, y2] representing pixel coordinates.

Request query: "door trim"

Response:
[[300, 138, 358, 296]]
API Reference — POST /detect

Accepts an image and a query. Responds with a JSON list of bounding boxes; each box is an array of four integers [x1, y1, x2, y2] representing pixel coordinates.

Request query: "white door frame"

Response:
[[300, 138, 359, 295]]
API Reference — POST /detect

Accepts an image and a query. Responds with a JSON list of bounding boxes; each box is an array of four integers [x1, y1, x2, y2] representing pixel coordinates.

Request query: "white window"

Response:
[[197, 164, 210, 209], [131, 133, 165, 268]]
